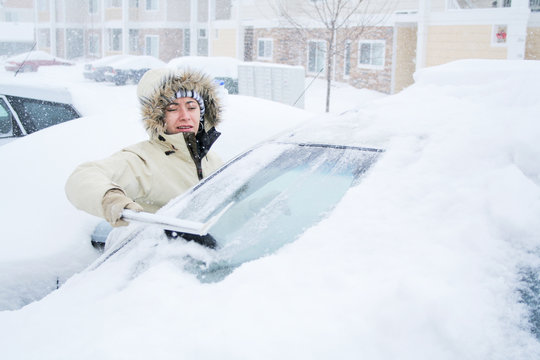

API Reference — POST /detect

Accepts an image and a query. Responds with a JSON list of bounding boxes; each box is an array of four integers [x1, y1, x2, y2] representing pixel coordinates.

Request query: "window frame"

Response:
[[88, 33, 100, 56], [108, 28, 122, 52], [145, 35, 159, 57], [107, 0, 122, 8], [307, 39, 327, 75], [257, 38, 273, 60], [129, 29, 139, 53], [358, 40, 386, 70], [37, 0, 49, 12], [89, 0, 98, 14], [344, 40, 352, 78], [183, 29, 191, 56], [145, 0, 159, 11]]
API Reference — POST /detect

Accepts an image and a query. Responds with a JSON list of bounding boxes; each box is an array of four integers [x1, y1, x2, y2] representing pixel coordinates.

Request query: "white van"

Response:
[[0, 80, 81, 146]]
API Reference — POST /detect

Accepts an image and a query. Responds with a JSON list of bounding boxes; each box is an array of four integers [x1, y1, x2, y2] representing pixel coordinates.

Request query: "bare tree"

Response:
[[271, 0, 394, 112]]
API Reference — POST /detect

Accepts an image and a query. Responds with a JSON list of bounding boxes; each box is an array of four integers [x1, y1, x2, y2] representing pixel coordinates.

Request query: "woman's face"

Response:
[[163, 97, 200, 135]]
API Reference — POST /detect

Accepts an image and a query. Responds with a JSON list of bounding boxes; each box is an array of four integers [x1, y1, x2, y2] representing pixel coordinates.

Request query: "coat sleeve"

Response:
[[65, 150, 151, 218]]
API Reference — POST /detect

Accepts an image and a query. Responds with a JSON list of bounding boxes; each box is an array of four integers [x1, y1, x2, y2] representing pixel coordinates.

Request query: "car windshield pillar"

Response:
[[0, 98, 14, 137]]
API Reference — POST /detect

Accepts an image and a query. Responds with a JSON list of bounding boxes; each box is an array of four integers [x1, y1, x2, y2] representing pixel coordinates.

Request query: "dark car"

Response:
[[0, 81, 81, 146], [82, 55, 132, 82], [104, 55, 166, 85], [4, 50, 74, 73]]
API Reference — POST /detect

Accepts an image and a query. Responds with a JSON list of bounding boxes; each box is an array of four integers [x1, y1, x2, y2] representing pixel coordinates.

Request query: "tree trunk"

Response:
[[325, 30, 335, 113]]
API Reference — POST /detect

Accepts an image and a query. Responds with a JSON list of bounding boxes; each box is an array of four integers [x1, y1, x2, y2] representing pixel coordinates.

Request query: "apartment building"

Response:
[[0, 0, 34, 55], [241, 0, 540, 93], [32, 0, 238, 61], [2, 0, 539, 94]]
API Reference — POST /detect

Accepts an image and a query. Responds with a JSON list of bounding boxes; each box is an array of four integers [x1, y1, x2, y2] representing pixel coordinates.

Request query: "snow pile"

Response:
[[0, 60, 539, 359]]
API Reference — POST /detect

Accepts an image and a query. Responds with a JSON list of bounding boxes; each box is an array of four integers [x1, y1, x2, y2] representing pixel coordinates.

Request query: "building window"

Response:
[[344, 40, 351, 77], [146, 0, 159, 10], [88, 34, 100, 56], [129, 29, 139, 53], [307, 40, 326, 74], [107, 0, 122, 7], [89, 0, 98, 13], [37, 0, 49, 11], [257, 38, 273, 60], [5, 11, 18, 22], [145, 35, 159, 57], [108, 29, 122, 51], [199, 28, 207, 39], [38, 30, 50, 48], [130, 0, 140, 7], [183, 29, 191, 56], [358, 40, 385, 69]]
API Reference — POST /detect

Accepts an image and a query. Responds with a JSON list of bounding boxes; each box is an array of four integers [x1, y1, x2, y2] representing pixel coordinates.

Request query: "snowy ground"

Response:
[[0, 59, 540, 359]]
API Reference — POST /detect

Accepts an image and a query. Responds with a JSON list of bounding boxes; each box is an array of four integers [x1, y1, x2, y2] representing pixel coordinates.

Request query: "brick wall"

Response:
[[252, 26, 394, 94]]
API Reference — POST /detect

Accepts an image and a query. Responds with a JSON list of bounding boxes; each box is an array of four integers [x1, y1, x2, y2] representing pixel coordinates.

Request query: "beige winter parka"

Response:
[[65, 68, 223, 219]]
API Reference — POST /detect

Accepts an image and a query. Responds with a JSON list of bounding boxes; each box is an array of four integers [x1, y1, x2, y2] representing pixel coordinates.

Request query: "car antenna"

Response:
[[292, 66, 324, 107], [14, 41, 37, 77]]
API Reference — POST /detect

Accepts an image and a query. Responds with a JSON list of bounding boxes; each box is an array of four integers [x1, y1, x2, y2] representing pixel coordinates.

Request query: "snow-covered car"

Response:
[[168, 56, 240, 94], [3, 50, 74, 73], [2, 60, 540, 359], [104, 55, 167, 85], [0, 80, 81, 146], [94, 122, 384, 282], [82, 55, 132, 82]]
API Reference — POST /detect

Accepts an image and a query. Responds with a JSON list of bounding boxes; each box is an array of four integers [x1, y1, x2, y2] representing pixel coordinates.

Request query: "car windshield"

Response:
[[165, 142, 382, 281]]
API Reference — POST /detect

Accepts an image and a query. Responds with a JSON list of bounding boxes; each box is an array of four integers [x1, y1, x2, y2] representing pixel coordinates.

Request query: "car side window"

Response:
[[0, 98, 14, 137], [5, 95, 79, 134]]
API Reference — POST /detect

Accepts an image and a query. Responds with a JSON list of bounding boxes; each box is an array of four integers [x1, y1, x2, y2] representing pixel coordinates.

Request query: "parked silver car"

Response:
[[0, 81, 81, 146], [94, 125, 384, 282]]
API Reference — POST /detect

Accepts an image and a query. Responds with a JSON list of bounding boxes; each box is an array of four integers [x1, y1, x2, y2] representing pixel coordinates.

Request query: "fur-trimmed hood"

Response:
[[137, 68, 222, 140]]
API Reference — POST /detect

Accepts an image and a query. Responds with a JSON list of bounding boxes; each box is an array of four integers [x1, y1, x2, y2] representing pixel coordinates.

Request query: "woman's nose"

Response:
[[177, 106, 190, 120]]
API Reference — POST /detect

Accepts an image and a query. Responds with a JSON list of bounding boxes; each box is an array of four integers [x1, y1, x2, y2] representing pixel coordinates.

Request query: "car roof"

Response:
[[272, 113, 388, 151], [167, 56, 240, 78], [111, 55, 166, 70], [0, 79, 74, 104], [86, 55, 133, 67], [5, 50, 71, 64]]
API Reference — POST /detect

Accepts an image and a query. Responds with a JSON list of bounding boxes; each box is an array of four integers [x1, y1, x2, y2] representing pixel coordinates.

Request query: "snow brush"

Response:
[[121, 201, 234, 236]]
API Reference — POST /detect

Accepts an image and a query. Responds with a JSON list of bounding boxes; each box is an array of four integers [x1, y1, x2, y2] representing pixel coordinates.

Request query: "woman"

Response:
[[65, 68, 223, 227]]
